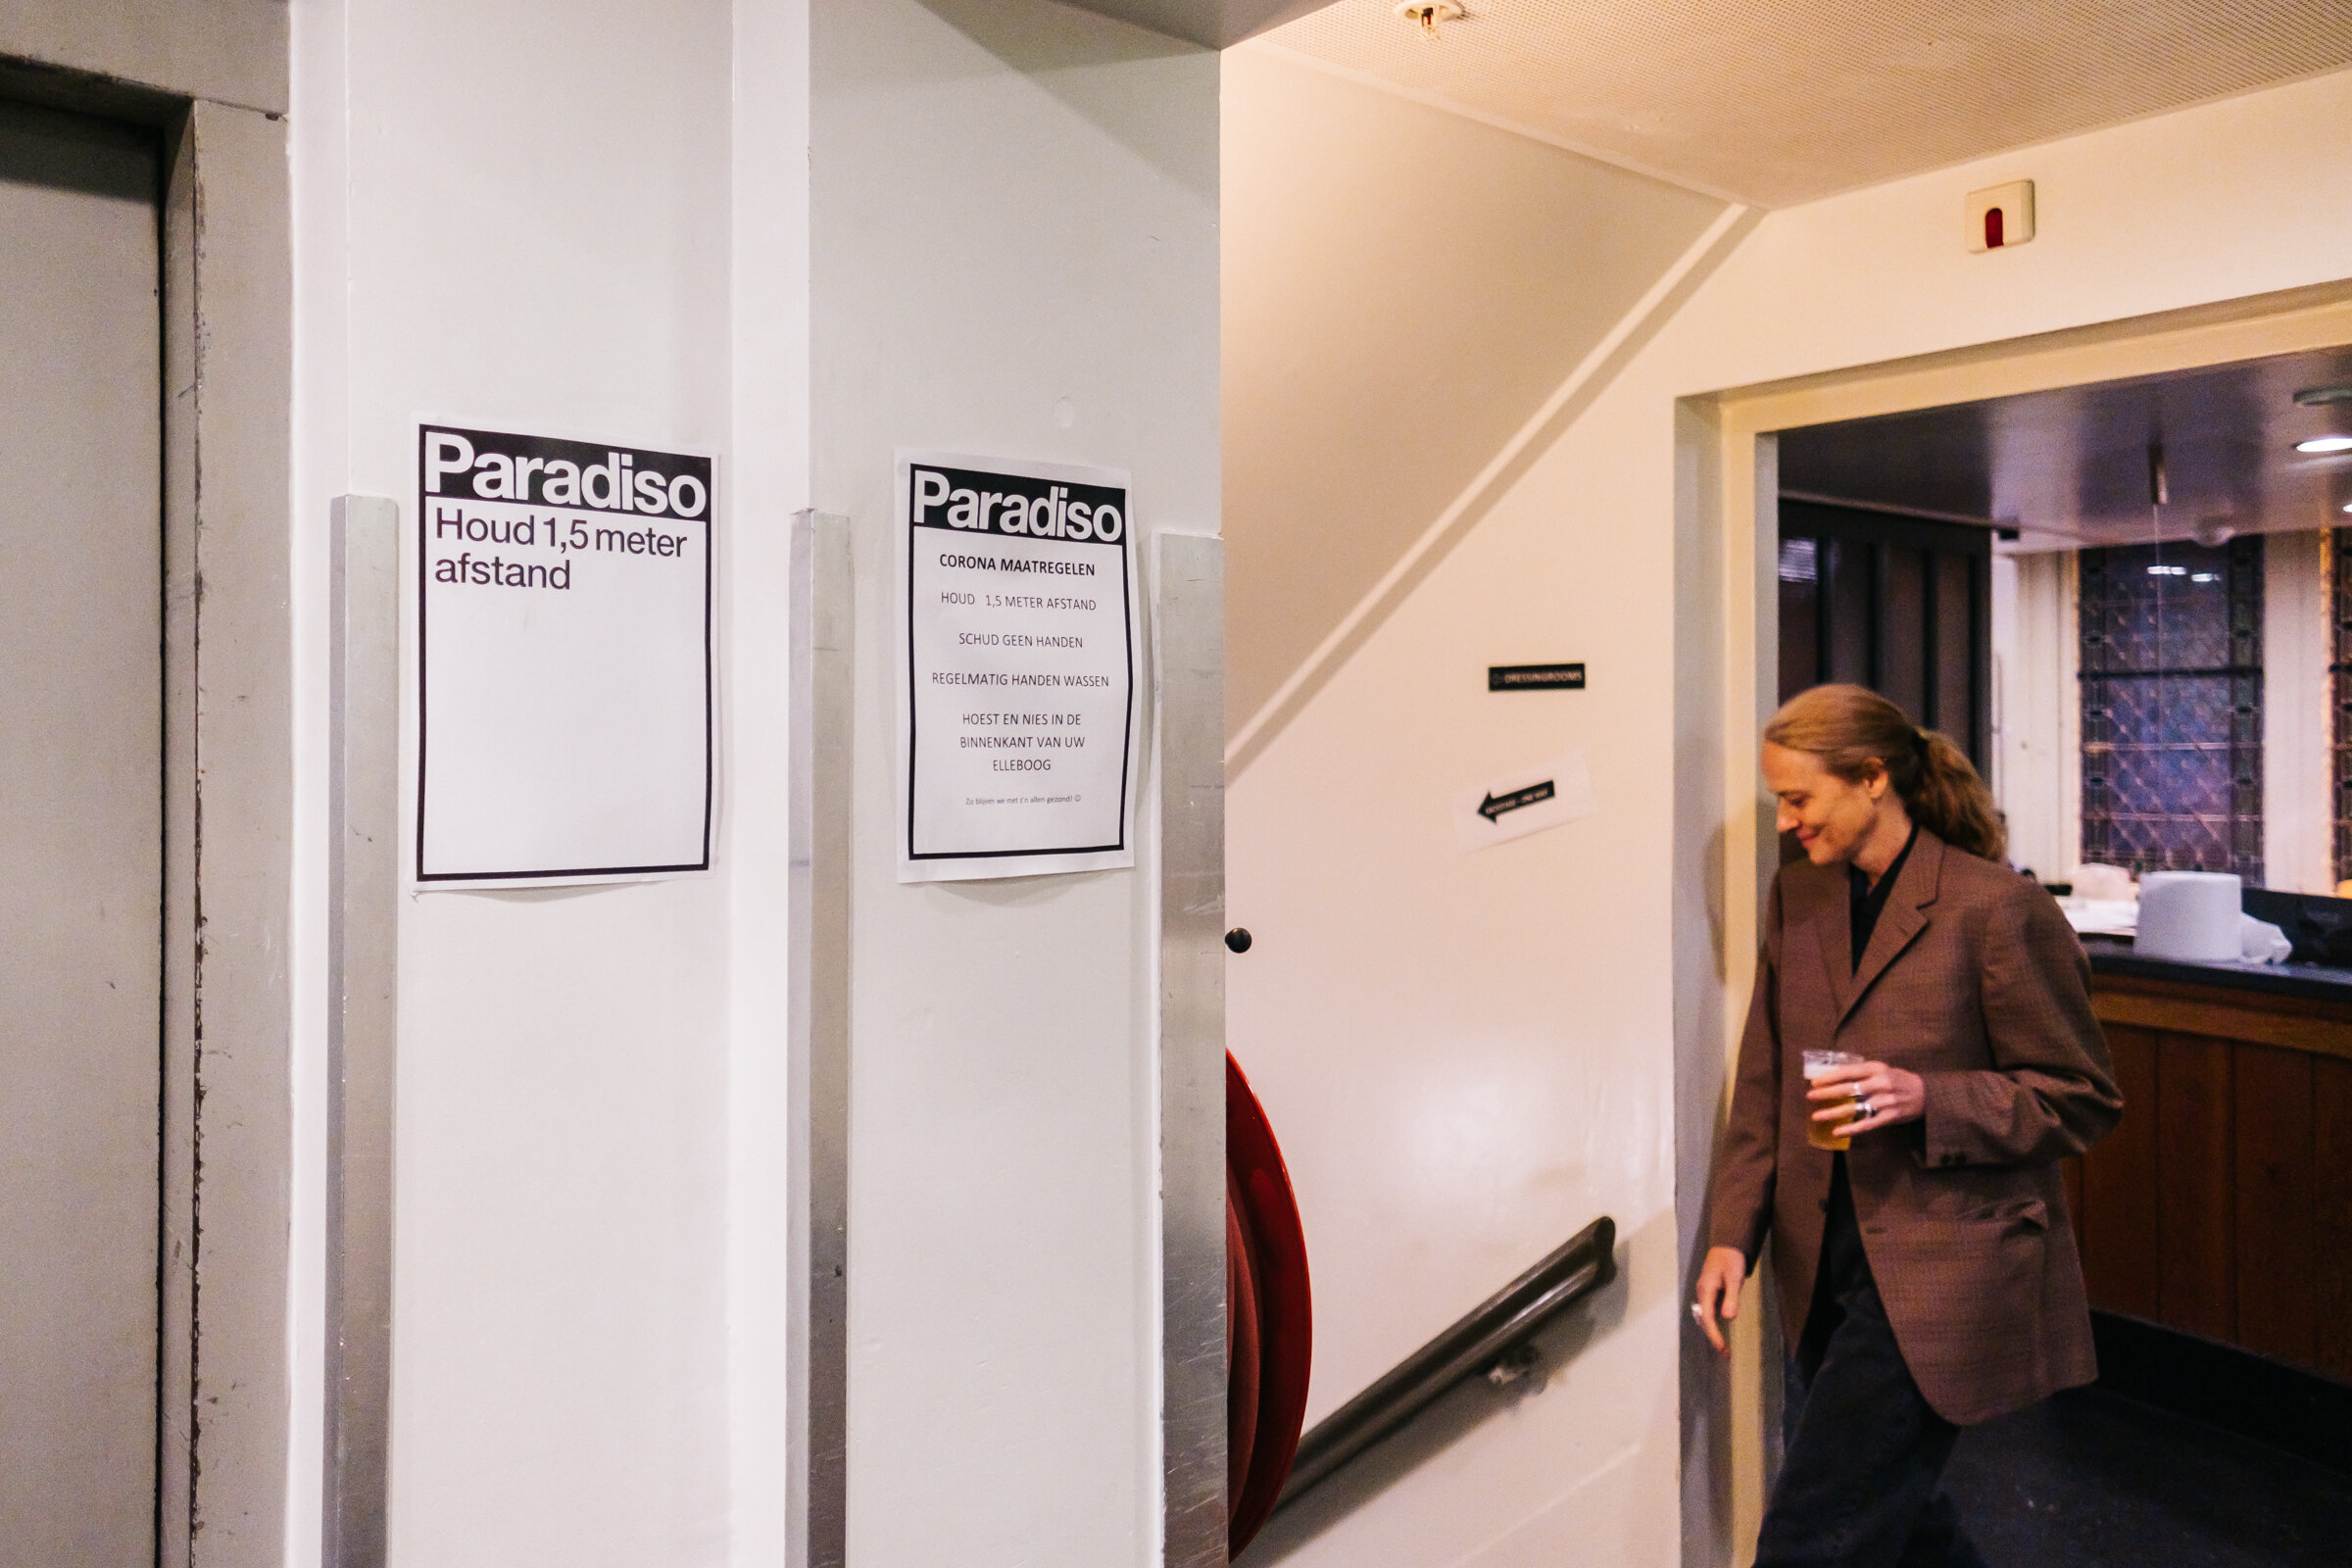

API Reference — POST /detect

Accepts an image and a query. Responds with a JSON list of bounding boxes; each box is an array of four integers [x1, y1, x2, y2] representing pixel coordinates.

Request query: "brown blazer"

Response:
[[1706, 829, 2123, 1426]]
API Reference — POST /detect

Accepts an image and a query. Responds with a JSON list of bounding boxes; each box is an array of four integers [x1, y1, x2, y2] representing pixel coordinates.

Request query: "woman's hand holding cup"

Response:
[[1805, 1056, 1926, 1140]]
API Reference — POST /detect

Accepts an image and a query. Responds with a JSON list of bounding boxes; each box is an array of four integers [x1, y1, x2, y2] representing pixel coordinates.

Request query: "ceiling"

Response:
[[1060, 0, 1331, 48], [1777, 345, 2352, 552], [1257, 0, 2352, 207]]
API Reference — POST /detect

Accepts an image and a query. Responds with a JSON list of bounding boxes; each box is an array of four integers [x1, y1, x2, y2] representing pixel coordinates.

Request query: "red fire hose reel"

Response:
[[1226, 1053, 1312, 1556]]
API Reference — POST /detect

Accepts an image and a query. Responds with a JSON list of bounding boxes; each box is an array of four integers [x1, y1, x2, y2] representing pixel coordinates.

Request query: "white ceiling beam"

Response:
[[1060, 0, 1332, 48]]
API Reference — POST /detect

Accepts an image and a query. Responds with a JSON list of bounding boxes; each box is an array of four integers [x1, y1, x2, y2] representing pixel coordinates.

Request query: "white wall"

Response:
[[1229, 63, 2352, 1568], [2265, 530, 2334, 893], [1992, 549, 2078, 884], [294, 2, 1220, 1565], [292, 3, 751, 1565], [809, 3, 1216, 1565], [1221, 47, 1723, 731], [720, 0, 812, 1562]]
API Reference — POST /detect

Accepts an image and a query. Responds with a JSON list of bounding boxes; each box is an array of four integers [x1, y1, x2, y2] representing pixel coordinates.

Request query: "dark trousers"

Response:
[[1754, 1160, 1988, 1568]]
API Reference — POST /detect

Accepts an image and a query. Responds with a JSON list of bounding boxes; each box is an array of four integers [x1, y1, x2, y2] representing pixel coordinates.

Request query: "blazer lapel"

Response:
[[1807, 869, 1853, 1022], [1838, 831, 1945, 1027]]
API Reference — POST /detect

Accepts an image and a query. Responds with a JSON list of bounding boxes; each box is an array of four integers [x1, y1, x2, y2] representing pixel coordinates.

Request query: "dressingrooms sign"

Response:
[[897, 451, 1138, 882], [415, 422, 713, 885]]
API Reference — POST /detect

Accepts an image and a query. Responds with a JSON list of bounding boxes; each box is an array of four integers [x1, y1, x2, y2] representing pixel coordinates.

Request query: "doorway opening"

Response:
[[1690, 280, 2352, 1546]]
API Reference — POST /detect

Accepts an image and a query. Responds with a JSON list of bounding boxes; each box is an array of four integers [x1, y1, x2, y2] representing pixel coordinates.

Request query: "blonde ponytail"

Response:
[[1764, 685, 2007, 862]]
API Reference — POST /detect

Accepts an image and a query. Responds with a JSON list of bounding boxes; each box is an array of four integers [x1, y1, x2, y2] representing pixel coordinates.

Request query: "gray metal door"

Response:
[[0, 101, 162, 1566]]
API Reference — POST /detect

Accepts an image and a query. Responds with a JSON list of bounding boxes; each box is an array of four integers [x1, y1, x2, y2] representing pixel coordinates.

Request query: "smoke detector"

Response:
[[1966, 180, 2034, 252], [1396, 3, 1464, 39]]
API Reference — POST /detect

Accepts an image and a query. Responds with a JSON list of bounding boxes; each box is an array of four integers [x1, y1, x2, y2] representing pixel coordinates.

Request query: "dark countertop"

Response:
[[2082, 938, 2352, 1004]]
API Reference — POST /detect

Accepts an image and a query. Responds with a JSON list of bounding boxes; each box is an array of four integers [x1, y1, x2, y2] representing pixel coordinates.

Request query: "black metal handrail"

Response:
[[1273, 1215, 1618, 1510]]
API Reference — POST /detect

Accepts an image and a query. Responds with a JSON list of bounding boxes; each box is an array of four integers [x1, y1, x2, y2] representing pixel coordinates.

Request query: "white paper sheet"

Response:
[[2056, 896, 2138, 936], [415, 421, 713, 887], [896, 451, 1139, 882]]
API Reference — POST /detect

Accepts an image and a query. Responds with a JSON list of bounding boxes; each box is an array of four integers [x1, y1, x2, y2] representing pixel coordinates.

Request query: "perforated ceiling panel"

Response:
[[1264, 0, 2352, 207]]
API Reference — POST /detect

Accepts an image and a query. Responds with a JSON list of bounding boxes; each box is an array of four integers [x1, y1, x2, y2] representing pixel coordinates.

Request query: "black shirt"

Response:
[[1848, 824, 1920, 972]]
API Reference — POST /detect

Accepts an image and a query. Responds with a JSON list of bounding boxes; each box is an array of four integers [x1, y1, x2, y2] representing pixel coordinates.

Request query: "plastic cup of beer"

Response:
[[1803, 1050, 1865, 1151]]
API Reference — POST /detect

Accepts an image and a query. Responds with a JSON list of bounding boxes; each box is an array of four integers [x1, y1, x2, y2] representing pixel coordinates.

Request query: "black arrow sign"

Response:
[[1478, 778, 1555, 821]]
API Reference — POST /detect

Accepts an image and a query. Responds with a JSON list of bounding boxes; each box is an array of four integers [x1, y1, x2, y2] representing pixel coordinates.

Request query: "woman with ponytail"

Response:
[[1692, 685, 2121, 1567]]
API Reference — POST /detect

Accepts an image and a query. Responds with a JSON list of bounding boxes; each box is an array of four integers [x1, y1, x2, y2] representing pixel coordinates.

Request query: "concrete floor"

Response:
[[1942, 1386, 2352, 1568]]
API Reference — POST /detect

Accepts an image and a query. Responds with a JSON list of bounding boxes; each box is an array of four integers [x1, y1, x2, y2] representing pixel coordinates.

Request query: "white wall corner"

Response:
[[2263, 528, 2333, 893], [1225, 201, 1760, 777]]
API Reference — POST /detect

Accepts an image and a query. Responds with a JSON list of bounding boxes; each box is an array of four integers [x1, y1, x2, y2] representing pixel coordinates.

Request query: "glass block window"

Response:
[[2079, 537, 2264, 881]]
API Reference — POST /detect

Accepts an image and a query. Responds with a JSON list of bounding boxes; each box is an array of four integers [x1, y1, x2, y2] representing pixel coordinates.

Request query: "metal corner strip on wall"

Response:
[[326, 496, 400, 1568], [788, 512, 854, 1568], [1153, 532, 1229, 1568]]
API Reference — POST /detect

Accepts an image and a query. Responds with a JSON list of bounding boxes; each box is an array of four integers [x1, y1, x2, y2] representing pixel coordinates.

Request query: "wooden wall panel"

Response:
[[1881, 546, 1927, 721], [2317, 1057, 2352, 1382], [2231, 1046, 2315, 1366], [2084, 978, 2352, 1379], [2082, 1025, 2161, 1317], [2157, 1033, 2235, 1341], [1825, 539, 1871, 687], [1933, 552, 1973, 742]]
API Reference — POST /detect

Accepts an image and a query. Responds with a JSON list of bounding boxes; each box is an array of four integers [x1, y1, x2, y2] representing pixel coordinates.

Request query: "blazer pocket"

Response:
[[1888, 1207, 2048, 1313], [1964, 1198, 2048, 1235]]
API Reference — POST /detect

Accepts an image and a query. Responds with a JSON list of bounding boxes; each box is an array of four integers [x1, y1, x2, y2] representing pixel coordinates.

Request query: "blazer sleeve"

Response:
[[1918, 876, 2123, 1169], [1706, 873, 1786, 1269]]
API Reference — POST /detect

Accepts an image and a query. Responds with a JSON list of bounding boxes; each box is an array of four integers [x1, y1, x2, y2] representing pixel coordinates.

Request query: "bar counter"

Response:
[[2067, 938, 2352, 1385], [2088, 945, 2352, 1005]]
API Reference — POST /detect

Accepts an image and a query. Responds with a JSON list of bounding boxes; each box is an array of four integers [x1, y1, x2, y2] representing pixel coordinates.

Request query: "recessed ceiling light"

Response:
[[2296, 385, 2352, 407], [2297, 436, 2352, 453]]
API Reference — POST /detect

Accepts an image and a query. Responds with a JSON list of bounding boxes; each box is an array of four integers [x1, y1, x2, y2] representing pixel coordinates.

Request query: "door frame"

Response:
[[0, 20, 292, 1568], [1679, 274, 2352, 1560]]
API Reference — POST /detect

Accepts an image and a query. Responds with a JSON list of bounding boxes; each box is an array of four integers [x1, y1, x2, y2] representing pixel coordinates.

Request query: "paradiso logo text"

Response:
[[910, 464, 1123, 542], [423, 427, 710, 519]]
